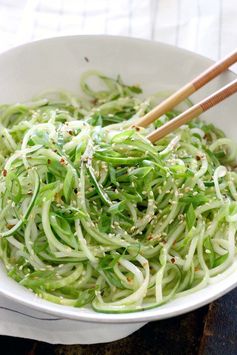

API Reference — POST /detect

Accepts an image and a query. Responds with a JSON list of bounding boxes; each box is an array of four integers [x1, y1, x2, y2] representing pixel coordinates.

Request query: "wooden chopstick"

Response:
[[134, 49, 237, 128], [147, 79, 237, 143]]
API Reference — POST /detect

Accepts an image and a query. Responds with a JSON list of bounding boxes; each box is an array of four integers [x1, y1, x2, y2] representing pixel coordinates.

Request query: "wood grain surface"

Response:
[[0, 288, 236, 355]]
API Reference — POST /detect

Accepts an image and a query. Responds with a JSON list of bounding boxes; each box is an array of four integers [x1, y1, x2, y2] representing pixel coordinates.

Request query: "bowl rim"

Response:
[[0, 34, 236, 323], [1, 33, 236, 77]]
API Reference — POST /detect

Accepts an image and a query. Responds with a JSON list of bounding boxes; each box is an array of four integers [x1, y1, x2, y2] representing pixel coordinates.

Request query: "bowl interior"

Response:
[[0, 35, 236, 323]]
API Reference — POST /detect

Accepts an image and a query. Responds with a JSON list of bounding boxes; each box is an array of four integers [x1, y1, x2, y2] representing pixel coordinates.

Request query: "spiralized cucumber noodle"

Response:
[[0, 71, 237, 313]]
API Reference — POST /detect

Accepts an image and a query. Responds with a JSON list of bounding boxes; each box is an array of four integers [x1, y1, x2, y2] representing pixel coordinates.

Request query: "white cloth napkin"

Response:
[[0, 294, 145, 344], [0, 0, 236, 344], [0, 0, 236, 69]]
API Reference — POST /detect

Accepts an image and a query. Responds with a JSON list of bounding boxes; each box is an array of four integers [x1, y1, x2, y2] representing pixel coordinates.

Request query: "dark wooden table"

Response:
[[1, 287, 237, 355]]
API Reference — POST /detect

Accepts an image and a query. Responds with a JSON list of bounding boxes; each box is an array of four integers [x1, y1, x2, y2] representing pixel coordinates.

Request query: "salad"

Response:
[[0, 71, 236, 313]]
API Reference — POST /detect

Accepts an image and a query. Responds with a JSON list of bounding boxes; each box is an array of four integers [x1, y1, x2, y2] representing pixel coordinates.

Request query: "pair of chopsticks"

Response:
[[134, 50, 237, 143]]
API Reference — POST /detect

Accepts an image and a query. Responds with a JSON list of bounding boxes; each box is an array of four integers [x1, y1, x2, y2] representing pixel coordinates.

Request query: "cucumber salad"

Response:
[[0, 71, 236, 313]]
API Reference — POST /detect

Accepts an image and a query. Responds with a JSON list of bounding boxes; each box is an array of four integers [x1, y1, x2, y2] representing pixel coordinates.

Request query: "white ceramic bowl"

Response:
[[0, 35, 236, 343]]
